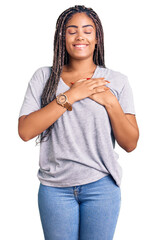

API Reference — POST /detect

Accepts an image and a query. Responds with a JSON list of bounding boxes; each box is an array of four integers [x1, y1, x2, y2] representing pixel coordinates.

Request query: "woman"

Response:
[[18, 5, 139, 240]]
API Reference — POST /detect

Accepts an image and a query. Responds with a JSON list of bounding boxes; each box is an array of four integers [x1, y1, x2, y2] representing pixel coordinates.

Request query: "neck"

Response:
[[66, 58, 97, 73]]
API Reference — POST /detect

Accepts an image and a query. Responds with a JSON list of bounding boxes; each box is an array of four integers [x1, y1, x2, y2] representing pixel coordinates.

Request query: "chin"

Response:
[[69, 53, 94, 61]]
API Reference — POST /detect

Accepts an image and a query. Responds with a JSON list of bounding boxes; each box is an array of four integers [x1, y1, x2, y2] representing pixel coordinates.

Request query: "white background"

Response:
[[0, 0, 157, 239]]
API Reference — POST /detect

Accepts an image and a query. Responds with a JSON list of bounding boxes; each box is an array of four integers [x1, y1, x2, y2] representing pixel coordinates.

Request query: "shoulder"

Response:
[[97, 66, 130, 99], [29, 66, 52, 87], [97, 66, 127, 85]]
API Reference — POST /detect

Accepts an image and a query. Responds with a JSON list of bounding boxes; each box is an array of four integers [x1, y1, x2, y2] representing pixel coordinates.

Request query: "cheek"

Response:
[[65, 40, 73, 55], [89, 37, 97, 49], [91, 33, 97, 43], [65, 35, 73, 49], [65, 39, 71, 52], [87, 33, 97, 45]]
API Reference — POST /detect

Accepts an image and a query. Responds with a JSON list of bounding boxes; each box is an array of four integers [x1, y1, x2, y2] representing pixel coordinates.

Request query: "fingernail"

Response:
[[70, 82, 74, 84], [106, 80, 110, 83], [86, 78, 91, 80]]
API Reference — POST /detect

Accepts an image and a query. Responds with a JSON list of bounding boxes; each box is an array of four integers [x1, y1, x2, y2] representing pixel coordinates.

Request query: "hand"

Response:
[[89, 88, 116, 107], [69, 77, 109, 102], [73, 78, 116, 107]]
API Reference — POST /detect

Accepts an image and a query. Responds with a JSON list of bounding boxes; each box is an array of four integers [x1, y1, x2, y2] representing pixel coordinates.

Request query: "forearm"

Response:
[[105, 97, 139, 152], [18, 90, 75, 141]]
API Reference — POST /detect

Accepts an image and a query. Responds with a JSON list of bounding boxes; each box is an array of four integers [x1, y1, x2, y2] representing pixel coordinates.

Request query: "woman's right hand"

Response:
[[68, 78, 109, 102]]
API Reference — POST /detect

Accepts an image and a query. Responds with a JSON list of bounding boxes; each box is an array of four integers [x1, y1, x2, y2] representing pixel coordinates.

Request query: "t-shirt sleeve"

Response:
[[118, 77, 136, 115], [18, 67, 45, 118]]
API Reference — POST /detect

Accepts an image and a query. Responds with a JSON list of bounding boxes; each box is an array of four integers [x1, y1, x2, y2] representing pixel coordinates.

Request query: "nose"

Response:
[[76, 35, 84, 41]]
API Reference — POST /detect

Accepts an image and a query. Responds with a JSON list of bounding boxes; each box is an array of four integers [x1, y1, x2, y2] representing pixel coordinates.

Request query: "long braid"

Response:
[[36, 5, 106, 144]]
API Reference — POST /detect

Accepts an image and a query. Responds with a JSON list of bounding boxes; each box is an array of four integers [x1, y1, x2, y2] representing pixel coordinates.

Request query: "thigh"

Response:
[[79, 175, 121, 240], [38, 184, 79, 240]]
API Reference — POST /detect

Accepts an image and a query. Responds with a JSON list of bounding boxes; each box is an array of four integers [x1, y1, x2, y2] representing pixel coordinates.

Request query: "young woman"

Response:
[[18, 5, 139, 240]]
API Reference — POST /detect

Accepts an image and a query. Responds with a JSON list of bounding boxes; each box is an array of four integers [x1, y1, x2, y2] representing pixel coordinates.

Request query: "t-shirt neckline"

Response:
[[60, 65, 99, 88]]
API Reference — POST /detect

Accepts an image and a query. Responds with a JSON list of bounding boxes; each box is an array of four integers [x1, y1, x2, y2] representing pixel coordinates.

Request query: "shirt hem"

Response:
[[38, 172, 109, 187]]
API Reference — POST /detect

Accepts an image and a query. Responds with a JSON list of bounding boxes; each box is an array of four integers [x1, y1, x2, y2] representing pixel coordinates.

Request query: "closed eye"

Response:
[[68, 32, 92, 35]]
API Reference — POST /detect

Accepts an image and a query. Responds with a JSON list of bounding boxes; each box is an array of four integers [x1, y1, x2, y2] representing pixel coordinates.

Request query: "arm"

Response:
[[89, 89, 139, 152], [105, 91, 139, 152], [18, 90, 75, 142], [18, 75, 107, 142]]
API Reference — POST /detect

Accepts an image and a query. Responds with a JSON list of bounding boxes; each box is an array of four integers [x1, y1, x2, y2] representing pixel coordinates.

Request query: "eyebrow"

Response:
[[66, 24, 94, 29]]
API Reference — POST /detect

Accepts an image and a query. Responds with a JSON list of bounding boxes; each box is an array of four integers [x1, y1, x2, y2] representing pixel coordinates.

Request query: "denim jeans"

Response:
[[38, 174, 121, 240]]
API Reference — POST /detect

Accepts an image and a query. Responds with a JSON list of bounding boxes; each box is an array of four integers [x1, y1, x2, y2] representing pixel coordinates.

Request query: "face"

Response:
[[65, 13, 97, 61]]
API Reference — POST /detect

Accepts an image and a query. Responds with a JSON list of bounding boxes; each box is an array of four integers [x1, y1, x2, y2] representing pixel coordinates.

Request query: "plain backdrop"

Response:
[[0, 0, 157, 239]]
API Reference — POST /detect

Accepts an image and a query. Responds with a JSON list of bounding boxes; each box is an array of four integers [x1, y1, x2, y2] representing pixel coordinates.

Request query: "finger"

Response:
[[88, 80, 110, 86], [103, 86, 110, 90], [89, 81, 109, 90], [92, 86, 110, 94], [71, 78, 110, 85], [92, 78, 110, 83], [70, 78, 87, 85], [77, 78, 87, 82], [77, 77, 105, 82]]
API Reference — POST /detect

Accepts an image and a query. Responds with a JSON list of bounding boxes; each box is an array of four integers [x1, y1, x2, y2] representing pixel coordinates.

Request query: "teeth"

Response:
[[74, 45, 87, 47]]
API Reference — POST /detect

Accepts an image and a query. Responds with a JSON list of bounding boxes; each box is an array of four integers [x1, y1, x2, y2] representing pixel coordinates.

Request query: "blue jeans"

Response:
[[38, 174, 121, 240]]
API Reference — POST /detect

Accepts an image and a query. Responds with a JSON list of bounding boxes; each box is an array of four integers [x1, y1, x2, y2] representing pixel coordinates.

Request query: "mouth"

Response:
[[73, 44, 89, 49]]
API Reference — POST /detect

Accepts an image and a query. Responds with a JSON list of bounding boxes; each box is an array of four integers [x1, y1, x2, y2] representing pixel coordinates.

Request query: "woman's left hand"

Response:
[[70, 78, 139, 152], [88, 86, 116, 107]]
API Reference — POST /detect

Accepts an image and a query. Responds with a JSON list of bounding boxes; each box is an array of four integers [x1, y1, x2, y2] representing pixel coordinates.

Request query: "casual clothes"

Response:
[[19, 65, 135, 187]]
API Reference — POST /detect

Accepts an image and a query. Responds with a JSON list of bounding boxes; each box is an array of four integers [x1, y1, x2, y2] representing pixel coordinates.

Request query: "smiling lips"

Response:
[[73, 44, 89, 49]]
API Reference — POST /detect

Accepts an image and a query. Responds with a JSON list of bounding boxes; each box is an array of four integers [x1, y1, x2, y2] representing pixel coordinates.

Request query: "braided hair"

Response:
[[36, 5, 106, 144]]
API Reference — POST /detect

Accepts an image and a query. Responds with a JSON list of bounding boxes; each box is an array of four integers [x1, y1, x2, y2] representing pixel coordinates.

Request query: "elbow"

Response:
[[18, 131, 30, 142], [18, 116, 32, 142], [18, 126, 37, 142], [18, 128, 31, 142], [20, 136, 30, 142], [125, 130, 139, 153], [125, 143, 137, 153], [124, 138, 139, 152]]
